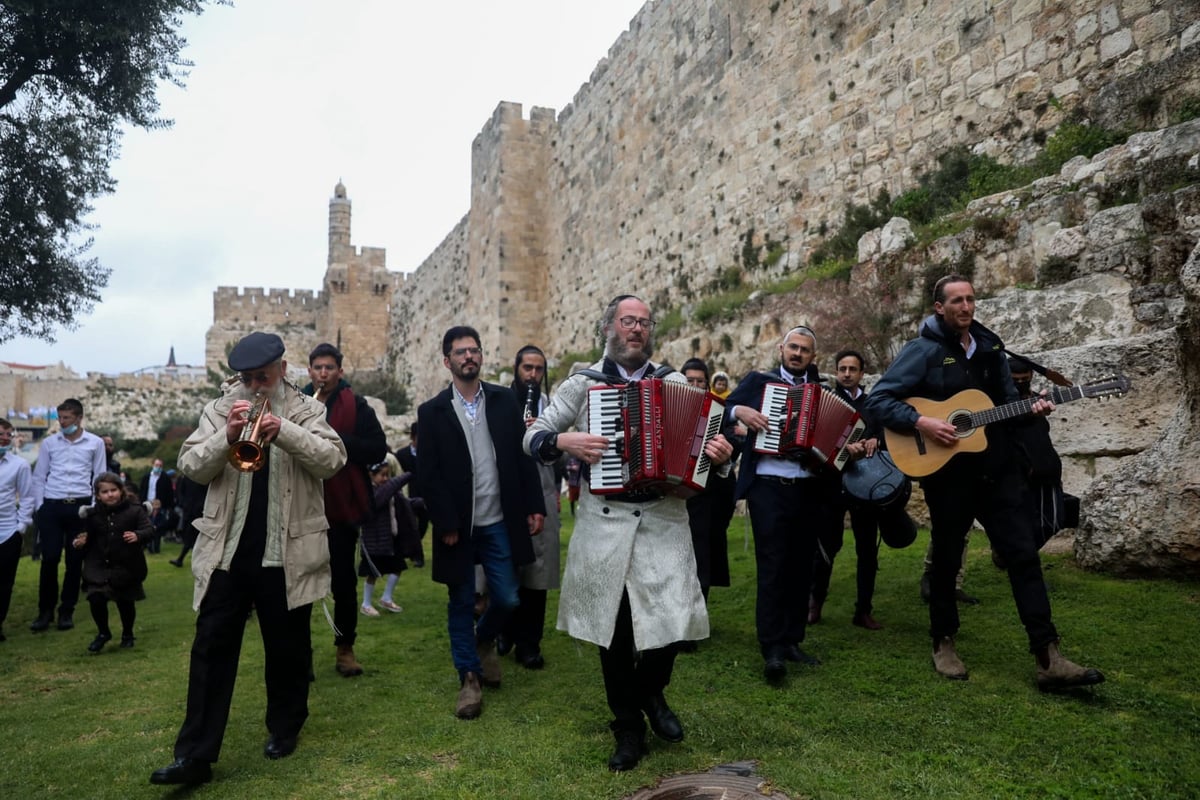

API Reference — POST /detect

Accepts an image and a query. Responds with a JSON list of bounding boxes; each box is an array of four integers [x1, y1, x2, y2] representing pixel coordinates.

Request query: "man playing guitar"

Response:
[[865, 274, 1105, 692]]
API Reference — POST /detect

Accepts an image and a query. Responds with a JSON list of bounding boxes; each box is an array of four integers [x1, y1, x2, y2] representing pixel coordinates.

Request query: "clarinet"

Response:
[[523, 381, 537, 422]]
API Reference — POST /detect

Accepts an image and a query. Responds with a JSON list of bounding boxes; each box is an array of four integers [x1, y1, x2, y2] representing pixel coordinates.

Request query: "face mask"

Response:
[[61, 424, 79, 436], [0, 445, 10, 456], [152, 466, 162, 474]]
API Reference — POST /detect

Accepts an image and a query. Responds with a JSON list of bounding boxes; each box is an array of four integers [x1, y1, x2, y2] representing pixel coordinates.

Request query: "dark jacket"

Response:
[[304, 379, 388, 526], [360, 473, 417, 559], [79, 499, 153, 599], [416, 382, 545, 585], [865, 313, 1020, 477], [138, 471, 175, 509]]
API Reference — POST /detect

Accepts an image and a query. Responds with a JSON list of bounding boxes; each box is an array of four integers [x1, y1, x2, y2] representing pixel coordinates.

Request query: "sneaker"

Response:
[[378, 598, 403, 613], [360, 604, 380, 617]]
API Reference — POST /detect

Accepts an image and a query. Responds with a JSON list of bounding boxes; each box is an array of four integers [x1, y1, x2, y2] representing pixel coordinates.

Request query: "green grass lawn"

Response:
[[1, 514, 1197, 799]]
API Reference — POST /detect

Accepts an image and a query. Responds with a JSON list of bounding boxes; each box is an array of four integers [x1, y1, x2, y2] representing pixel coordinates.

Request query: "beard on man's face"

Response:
[[450, 359, 480, 381], [606, 327, 654, 369]]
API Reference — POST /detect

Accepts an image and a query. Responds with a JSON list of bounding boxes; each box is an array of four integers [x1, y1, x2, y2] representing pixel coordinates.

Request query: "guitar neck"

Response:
[[968, 385, 1085, 428]]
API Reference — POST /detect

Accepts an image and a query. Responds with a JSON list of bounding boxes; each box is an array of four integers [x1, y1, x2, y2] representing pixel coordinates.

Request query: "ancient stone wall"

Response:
[[391, 0, 1200, 397]]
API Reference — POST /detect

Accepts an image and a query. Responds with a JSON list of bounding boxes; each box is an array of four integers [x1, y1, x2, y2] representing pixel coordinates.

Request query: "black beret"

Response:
[[228, 332, 285, 371]]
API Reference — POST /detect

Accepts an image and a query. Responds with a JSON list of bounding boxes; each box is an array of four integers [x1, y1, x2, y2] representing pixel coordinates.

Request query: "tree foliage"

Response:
[[0, 0, 216, 344]]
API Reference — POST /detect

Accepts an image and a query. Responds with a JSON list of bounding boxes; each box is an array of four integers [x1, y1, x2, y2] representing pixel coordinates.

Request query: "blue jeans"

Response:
[[447, 521, 520, 680]]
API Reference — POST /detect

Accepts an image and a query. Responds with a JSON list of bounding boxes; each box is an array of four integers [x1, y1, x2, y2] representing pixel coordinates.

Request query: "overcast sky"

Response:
[[1, 0, 647, 376]]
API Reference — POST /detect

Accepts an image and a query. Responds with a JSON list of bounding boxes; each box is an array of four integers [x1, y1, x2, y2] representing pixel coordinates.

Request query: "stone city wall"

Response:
[[391, 0, 1200, 396]]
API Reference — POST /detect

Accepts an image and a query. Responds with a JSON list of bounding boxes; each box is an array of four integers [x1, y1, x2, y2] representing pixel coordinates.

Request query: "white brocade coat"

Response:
[[524, 362, 709, 650]]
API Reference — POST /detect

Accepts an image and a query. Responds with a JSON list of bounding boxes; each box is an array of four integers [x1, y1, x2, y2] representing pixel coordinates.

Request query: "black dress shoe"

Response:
[[607, 729, 647, 772], [120, 634, 136, 648], [513, 647, 547, 671], [642, 693, 684, 742], [149, 758, 212, 785], [87, 633, 112, 653], [783, 644, 822, 666], [496, 634, 514, 656], [169, 558, 183, 568], [264, 734, 297, 759], [29, 613, 52, 632], [57, 613, 74, 631], [764, 651, 787, 682], [955, 588, 980, 605]]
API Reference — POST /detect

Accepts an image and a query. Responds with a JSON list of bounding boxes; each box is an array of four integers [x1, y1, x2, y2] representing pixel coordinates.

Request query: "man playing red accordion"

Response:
[[725, 325, 844, 683], [523, 295, 733, 772]]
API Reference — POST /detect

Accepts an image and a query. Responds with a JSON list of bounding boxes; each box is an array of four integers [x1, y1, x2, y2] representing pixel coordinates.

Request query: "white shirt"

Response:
[[0, 453, 35, 543], [31, 429, 107, 508]]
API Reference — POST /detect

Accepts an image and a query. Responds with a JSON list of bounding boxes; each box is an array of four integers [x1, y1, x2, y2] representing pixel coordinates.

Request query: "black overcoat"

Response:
[[416, 382, 545, 586]]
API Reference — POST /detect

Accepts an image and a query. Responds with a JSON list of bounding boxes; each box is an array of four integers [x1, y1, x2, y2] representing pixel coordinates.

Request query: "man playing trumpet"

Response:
[[150, 332, 347, 786]]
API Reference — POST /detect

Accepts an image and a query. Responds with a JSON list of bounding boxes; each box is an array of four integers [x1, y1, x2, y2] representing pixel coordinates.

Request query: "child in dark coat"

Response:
[[358, 457, 418, 615], [73, 472, 153, 652]]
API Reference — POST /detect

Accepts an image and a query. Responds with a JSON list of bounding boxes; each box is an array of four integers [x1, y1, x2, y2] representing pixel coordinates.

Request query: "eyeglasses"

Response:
[[617, 316, 655, 330], [451, 347, 482, 358], [238, 371, 273, 385]]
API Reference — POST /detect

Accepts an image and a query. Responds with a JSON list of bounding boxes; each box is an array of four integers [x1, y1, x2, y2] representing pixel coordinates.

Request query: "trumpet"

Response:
[[228, 393, 271, 472]]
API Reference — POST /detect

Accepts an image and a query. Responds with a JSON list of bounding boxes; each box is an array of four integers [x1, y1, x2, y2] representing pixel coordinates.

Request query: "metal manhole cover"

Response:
[[623, 762, 790, 800]]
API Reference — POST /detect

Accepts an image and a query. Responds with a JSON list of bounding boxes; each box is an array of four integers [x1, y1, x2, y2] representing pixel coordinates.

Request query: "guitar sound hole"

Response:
[[950, 412, 971, 435]]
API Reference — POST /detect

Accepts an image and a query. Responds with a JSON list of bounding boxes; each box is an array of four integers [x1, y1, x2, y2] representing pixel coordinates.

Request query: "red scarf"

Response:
[[323, 386, 371, 525]]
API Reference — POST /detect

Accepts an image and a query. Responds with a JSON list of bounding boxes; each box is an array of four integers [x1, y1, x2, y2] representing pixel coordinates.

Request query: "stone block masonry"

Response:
[[389, 0, 1200, 397]]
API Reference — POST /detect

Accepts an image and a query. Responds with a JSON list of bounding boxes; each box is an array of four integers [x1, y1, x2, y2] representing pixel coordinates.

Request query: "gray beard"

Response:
[[606, 330, 654, 371]]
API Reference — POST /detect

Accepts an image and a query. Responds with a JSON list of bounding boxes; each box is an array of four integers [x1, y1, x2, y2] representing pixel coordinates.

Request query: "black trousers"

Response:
[[506, 585, 547, 655], [0, 532, 22, 628], [327, 522, 359, 647], [811, 502, 881, 615], [746, 475, 836, 655], [686, 470, 735, 590], [599, 591, 677, 734], [923, 464, 1058, 651], [174, 567, 313, 763], [34, 500, 87, 616], [88, 594, 135, 637]]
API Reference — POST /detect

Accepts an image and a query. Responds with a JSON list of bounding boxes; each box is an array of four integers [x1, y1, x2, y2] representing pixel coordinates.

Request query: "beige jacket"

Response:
[[178, 380, 347, 610]]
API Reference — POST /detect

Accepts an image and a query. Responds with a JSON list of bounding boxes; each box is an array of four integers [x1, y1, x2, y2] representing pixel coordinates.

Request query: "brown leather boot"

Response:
[[932, 636, 968, 680], [335, 645, 364, 677], [1036, 641, 1105, 692], [478, 639, 502, 688], [456, 672, 483, 719]]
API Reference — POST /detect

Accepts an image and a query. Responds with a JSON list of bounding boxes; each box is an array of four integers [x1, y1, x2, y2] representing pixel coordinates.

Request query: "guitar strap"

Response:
[[1002, 349, 1073, 387]]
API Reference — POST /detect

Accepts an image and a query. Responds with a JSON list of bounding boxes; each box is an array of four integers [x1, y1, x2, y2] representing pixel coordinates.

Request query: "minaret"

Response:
[[328, 180, 351, 264]]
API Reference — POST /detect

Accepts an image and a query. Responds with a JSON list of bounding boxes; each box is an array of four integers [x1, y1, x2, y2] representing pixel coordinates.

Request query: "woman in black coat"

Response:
[[73, 472, 153, 652]]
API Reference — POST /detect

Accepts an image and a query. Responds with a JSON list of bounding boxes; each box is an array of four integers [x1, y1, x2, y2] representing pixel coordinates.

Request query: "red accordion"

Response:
[[587, 377, 725, 497], [753, 382, 865, 471]]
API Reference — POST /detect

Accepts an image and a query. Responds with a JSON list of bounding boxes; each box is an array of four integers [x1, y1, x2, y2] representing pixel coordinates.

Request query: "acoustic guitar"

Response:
[[885, 376, 1132, 477]]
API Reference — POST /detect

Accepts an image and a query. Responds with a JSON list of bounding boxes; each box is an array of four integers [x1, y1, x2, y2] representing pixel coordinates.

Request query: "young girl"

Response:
[[73, 472, 152, 652], [358, 457, 417, 616]]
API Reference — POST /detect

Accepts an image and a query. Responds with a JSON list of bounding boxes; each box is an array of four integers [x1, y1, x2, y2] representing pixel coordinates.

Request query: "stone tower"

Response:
[[317, 181, 403, 373]]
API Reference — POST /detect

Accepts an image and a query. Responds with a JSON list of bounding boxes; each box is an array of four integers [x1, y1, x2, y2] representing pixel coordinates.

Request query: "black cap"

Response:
[[228, 332, 285, 371]]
